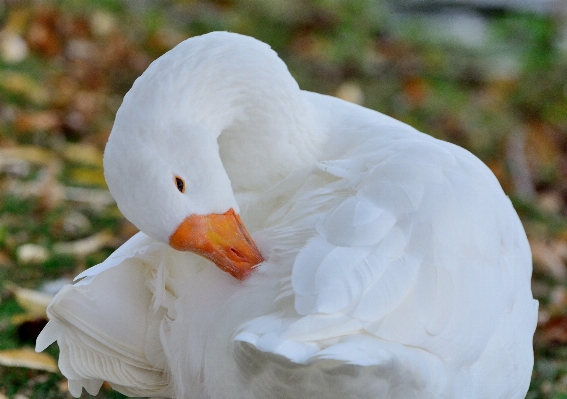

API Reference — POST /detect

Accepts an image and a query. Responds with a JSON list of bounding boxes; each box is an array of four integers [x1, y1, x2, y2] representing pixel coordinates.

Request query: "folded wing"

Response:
[[36, 233, 173, 397]]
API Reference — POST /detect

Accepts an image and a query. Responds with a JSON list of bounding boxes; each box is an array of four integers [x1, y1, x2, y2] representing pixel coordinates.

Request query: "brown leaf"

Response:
[[14, 111, 60, 132], [58, 379, 69, 393], [485, 159, 512, 193], [541, 316, 567, 345], [525, 120, 562, 174], [0, 251, 14, 268], [403, 77, 428, 106], [119, 220, 139, 241], [26, 9, 62, 58], [290, 32, 332, 62], [530, 238, 567, 280], [0, 348, 58, 373], [72, 91, 103, 120]]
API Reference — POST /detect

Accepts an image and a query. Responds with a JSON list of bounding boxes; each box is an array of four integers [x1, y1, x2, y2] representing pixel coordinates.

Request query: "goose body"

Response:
[[36, 32, 537, 399]]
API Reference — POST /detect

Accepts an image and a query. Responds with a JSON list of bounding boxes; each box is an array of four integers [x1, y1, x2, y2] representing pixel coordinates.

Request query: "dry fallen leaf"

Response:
[[62, 143, 103, 167], [0, 348, 58, 373], [53, 231, 114, 257], [0, 71, 49, 105], [26, 8, 62, 58], [14, 111, 60, 132], [16, 244, 49, 265], [6, 159, 65, 210], [64, 186, 114, 207], [90, 10, 117, 37], [11, 313, 47, 326], [403, 76, 428, 106], [0, 146, 55, 165], [58, 379, 69, 393], [335, 82, 364, 105], [0, 251, 15, 268], [68, 167, 107, 187], [61, 211, 92, 235], [530, 238, 567, 281], [2, 7, 30, 33], [537, 191, 564, 214], [525, 120, 562, 173], [10, 285, 54, 317], [541, 316, 567, 345], [0, 30, 29, 63]]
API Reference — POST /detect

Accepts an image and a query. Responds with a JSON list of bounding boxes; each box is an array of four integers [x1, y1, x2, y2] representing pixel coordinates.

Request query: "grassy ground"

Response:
[[0, 0, 566, 397]]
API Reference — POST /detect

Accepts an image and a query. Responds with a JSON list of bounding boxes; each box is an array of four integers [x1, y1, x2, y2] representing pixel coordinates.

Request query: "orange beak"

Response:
[[169, 208, 263, 280]]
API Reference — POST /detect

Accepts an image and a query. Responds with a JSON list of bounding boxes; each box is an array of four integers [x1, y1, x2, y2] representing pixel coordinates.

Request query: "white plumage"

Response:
[[36, 32, 537, 399]]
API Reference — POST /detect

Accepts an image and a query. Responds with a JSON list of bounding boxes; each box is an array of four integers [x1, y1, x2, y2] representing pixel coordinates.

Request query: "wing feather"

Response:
[[36, 234, 173, 397]]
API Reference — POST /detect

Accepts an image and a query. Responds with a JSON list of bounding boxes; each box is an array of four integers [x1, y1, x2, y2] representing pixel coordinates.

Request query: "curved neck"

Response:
[[217, 92, 321, 193]]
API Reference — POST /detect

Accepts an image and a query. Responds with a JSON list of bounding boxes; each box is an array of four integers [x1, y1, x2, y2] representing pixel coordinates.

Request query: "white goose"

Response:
[[36, 32, 538, 399]]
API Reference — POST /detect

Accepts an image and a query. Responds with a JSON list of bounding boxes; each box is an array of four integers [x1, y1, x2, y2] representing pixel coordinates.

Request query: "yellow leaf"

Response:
[[0, 348, 58, 372], [10, 285, 53, 317], [69, 167, 107, 187], [10, 313, 46, 325], [63, 143, 103, 167], [0, 146, 55, 165], [0, 71, 49, 104], [3, 8, 31, 33]]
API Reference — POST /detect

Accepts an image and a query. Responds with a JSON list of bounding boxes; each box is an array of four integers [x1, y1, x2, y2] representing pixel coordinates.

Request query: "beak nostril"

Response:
[[230, 247, 246, 260]]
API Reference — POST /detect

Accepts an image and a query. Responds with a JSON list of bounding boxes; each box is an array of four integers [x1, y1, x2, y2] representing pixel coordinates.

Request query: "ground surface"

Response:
[[0, 1, 566, 398]]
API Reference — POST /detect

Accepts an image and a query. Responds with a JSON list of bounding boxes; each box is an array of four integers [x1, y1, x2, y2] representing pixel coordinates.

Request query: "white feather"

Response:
[[36, 32, 537, 399]]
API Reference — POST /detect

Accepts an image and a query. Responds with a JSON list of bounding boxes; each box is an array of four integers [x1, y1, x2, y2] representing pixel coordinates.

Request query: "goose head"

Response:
[[103, 32, 324, 280], [104, 112, 263, 279]]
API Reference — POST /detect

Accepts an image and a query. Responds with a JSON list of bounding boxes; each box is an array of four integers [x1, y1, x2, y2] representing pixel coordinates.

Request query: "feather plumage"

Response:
[[37, 32, 537, 399]]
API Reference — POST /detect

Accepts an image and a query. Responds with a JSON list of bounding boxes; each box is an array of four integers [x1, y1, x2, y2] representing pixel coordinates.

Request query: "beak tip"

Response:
[[228, 252, 264, 281]]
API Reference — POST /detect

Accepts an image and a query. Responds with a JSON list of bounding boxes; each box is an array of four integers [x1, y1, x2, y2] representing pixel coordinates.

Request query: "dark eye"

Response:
[[175, 176, 185, 193]]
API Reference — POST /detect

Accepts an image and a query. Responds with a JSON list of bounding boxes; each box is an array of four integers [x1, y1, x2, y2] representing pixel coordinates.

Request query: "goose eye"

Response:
[[175, 176, 185, 193]]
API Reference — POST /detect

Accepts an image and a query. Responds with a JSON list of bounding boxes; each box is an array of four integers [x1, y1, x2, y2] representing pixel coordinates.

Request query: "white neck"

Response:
[[217, 92, 322, 193]]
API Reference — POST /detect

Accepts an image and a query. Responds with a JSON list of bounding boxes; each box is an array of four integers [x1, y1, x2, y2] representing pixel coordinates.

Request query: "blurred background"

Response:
[[0, 0, 566, 397]]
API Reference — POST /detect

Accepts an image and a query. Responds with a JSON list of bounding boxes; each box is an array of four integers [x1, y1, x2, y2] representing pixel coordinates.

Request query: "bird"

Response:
[[36, 31, 538, 399]]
